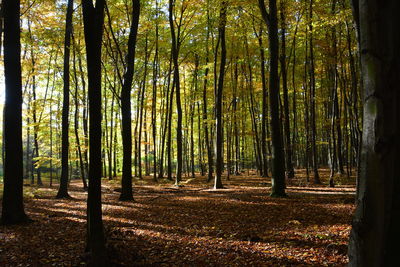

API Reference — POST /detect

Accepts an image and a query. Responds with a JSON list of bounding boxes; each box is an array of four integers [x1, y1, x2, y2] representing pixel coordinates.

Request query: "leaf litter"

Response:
[[0, 169, 355, 266]]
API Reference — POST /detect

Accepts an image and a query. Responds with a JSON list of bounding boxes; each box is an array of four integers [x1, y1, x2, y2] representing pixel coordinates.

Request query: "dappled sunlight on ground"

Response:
[[0, 169, 354, 266]]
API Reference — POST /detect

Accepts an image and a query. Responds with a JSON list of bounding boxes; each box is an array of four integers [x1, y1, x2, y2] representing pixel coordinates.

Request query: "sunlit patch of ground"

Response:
[[0, 169, 355, 266]]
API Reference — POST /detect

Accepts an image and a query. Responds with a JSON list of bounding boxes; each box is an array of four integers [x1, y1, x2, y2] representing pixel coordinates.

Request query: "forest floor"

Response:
[[0, 169, 355, 266]]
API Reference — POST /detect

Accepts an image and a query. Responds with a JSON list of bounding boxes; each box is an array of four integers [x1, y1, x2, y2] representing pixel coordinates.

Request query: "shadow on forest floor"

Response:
[[0, 169, 354, 266]]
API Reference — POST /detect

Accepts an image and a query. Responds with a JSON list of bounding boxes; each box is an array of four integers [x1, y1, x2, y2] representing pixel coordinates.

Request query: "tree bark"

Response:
[[214, 1, 227, 189], [169, 0, 183, 185], [56, 0, 74, 199], [258, 0, 286, 197], [1, 0, 29, 225], [151, 0, 159, 182], [203, 0, 213, 182], [82, 0, 108, 265], [348, 0, 400, 265], [280, 0, 294, 178], [256, 26, 269, 178], [308, 0, 320, 184], [120, 0, 140, 200]]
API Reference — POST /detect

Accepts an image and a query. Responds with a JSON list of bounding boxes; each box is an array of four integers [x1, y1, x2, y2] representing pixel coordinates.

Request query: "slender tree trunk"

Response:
[[197, 102, 204, 176], [158, 60, 172, 179], [138, 35, 149, 180], [232, 61, 241, 175], [151, 0, 159, 182], [26, 102, 31, 181], [166, 68, 175, 181], [57, 0, 74, 198], [256, 27, 269, 178], [32, 75, 42, 186], [76, 32, 89, 179], [107, 94, 115, 180], [166, 56, 175, 181], [214, 1, 227, 189], [308, 0, 320, 184], [72, 33, 87, 190], [280, 0, 294, 178], [203, 4, 213, 181], [189, 59, 198, 178], [120, 0, 140, 200], [169, 0, 183, 185]]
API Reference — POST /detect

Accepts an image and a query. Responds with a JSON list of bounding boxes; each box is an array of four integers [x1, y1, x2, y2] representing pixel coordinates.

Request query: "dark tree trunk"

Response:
[[169, 0, 183, 185], [27, 19, 42, 186], [348, 0, 400, 265], [32, 80, 42, 186], [151, 0, 159, 182], [308, 0, 320, 184], [1, 0, 29, 225], [244, 40, 263, 176], [158, 60, 172, 180], [166, 59, 174, 181], [138, 35, 149, 180], [203, 0, 213, 182], [120, 0, 140, 201], [72, 33, 88, 190], [56, 0, 74, 199], [214, 1, 227, 189], [81, 0, 108, 265], [76, 32, 89, 179], [197, 102, 205, 176], [280, 0, 294, 178], [233, 60, 241, 175], [256, 26, 269, 178], [203, 31, 213, 181], [258, 0, 286, 197], [190, 57, 199, 178]]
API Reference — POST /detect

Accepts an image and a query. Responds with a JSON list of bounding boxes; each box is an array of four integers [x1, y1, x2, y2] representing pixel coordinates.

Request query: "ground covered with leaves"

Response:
[[0, 169, 355, 266]]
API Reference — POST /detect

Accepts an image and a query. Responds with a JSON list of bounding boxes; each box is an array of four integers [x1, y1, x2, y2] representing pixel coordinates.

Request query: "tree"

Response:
[[81, 0, 108, 265], [1, 0, 29, 225], [214, 0, 228, 189], [120, 0, 140, 201], [308, 0, 320, 184], [348, 0, 400, 265], [279, 0, 294, 178], [255, 23, 269, 178], [168, 0, 183, 185], [203, 0, 214, 182], [258, 0, 286, 197], [56, 0, 74, 199]]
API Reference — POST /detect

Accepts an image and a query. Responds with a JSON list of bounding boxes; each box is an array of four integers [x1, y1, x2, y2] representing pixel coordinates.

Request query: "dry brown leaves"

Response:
[[0, 169, 355, 266]]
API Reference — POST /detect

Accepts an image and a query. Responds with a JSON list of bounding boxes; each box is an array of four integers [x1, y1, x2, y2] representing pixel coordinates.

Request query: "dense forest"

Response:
[[0, 0, 398, 266]]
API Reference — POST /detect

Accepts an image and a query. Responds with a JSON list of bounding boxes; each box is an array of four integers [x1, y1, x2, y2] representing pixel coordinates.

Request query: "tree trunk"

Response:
[[280, 0, 294, 178], [1, 0, 29, 225], [151, 0, 159, 182], [81, 0, 108, 265], [120, 0, 140, 200], [203, 2, 213, 182], [259, 0, 286, 197], [138, 35, 149, 180], [256, 26, 269, 178], [72, 33, 88, 190], [308, 0, 320, 184], [56, 0, 74, 199], [348, 0, 400, 265], [169, 0, 183, 185], [214, 1, 227, 189]]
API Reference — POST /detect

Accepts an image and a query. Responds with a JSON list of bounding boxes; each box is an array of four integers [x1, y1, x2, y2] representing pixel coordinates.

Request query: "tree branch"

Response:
[[258, 0, 270, 27]]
